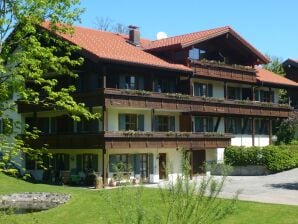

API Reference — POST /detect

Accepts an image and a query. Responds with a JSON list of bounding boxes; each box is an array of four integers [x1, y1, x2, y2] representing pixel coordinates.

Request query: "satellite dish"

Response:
[[156, 31, 168, 40]]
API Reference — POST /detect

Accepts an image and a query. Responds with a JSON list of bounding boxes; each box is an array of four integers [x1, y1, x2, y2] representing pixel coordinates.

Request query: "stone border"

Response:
[[0, 193, 71, 210]]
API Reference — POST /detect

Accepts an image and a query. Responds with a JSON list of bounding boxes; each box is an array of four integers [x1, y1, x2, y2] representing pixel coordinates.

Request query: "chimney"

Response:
[[128, 25, 140, 46]]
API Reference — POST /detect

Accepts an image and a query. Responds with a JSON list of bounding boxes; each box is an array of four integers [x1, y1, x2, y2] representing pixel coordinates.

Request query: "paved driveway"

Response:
[[148, 168, 298, 206], [216, 168, 298, 205]]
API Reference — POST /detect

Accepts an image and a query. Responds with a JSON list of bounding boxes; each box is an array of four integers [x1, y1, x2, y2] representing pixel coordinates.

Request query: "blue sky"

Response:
[[78, 0, 298, 60]]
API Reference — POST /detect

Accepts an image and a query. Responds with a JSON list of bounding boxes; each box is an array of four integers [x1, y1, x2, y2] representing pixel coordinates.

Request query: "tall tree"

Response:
[[95, 16, 129, 34], [262, 55, 285, 75], [262, 55, 288, 104], [0, 0, 98, 176]]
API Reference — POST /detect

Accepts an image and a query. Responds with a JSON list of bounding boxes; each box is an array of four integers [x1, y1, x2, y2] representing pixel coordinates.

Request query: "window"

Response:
[[193, 83, 213, 97], [53, 154, 69, 171], [154, 79, 175, 93], [225, 117, 242, 134], [118, 75, 144, 90], [255, 119, 269, 135], [227, 87, 241, 100], [109, 154, 131, 172], [125, 75, 136, 89], [118, 114, 144, 131], [77, 119, 99, 133], [188, 48, 206, 60], [37, 117, 50, 134], [255, 90, 274, 103], [194, 117, 214, 132], [77, 154, 98, 172], [225, 117, 252, 134], [242, 118, 252, 135], [155, 115, 175, 132]]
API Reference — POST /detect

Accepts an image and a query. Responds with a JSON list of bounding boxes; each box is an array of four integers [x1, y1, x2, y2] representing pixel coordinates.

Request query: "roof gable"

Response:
[[144, 26, 269, 65]]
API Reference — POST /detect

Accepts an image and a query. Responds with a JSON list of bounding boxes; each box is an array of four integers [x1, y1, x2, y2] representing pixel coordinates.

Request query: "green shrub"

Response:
[[224, 144, 298, 173]]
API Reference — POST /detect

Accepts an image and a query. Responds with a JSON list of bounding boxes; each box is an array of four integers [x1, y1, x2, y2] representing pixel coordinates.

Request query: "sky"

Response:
[[78, 0, 298, 61]]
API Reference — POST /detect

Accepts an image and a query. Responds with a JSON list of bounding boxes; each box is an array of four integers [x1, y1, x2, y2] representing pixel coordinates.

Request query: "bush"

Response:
[[224, 144, 298, 173]]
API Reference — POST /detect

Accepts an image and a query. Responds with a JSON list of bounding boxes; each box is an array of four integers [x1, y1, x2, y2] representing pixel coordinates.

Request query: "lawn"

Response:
[[0, 173, 297, 224]]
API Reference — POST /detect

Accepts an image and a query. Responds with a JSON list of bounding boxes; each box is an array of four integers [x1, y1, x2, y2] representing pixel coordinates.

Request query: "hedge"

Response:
[[224, 144, 298, 173]]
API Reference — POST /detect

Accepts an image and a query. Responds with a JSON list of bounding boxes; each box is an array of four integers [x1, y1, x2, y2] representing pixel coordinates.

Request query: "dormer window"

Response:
[[189, 48, 206, 60]]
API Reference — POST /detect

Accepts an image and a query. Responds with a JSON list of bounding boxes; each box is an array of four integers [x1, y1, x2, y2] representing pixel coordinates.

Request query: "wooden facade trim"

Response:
[[191, 60, 257, 83], [104, 131, 231, 150], [27, 132, 232, 150], [103, 88, 292, 118]]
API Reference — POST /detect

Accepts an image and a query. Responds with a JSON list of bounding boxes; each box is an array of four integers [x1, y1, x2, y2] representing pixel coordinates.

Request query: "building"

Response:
[[18, 24, 298, 184], [283, 59, 298, 108]]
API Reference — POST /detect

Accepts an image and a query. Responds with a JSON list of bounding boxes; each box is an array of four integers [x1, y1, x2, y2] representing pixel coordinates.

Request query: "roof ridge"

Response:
[[148, 26, 231, 43]]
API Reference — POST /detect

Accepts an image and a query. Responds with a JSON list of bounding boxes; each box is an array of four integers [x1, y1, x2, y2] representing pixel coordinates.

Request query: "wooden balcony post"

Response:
[[102, 65, 107, 89], [151, 74, 155, 92], [103, 106, 107, 131], [103, 148, 107, 187], [269, 119, 272, 144], [224, 81, 228, 99], [189, 75, 193, 96], [151, 109, 155, 131], [252, 117, 255, 146], [252, 86, 255, 101], [269, 87, 272, 102]]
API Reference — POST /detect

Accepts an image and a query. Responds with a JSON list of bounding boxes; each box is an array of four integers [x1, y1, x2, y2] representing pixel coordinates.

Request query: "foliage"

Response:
[[276, 111, 298, 144], [262, 55, 288, 104], [225, 144, 298, 172], [262, 55, 285, 76], [0, 0, 99, 176]]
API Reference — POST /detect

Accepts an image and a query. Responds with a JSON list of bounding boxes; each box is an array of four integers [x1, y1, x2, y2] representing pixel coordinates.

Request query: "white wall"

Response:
[[231, 135, 270, 147], [107, 108, 181, 132]]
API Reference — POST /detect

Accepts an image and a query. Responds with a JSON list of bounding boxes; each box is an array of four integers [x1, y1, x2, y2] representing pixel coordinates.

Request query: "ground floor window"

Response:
[[109, 153, 153, 178], [53, 154, 70, 171], [76, 154, 98, 172]]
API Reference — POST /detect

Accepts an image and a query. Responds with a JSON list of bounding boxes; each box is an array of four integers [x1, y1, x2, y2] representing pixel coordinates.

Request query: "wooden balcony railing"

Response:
[[104, 131, 232, 149], [191, 60, 257, 83], [104, 88, 292, 118], [26, 131, 232, 150], [27, 133, 104, 149]]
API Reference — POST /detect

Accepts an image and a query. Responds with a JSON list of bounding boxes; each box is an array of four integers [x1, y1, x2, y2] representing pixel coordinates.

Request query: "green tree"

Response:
[[262, 55, 288, 104], [0, 0, 98, 176]]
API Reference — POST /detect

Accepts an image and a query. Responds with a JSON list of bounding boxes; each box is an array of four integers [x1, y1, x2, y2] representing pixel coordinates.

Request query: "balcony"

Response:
[[104, 131, 232, 149], [27, 133, 104, 149], [26, 131, 231, 150], [191, 59, 257, 83], [104, 88, 292, 118]]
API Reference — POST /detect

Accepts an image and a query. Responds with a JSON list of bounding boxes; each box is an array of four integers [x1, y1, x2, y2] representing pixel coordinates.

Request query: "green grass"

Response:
[[0, 173, 297, 224]]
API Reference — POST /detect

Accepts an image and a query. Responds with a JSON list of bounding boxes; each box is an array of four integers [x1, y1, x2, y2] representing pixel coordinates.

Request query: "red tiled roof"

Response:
[[40, 22, 191, 73], [143, 26, 230, 50], [143, 26, 269, 64], [256, 68, 298, 87]]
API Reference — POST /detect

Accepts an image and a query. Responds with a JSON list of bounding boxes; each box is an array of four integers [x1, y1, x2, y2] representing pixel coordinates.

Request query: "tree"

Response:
[[94, 16, 129, 34], [262, 55, 288, 104], [276, 111, 298, 144], [262, 55, 285, 76], [0, 0, 98, 176]]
